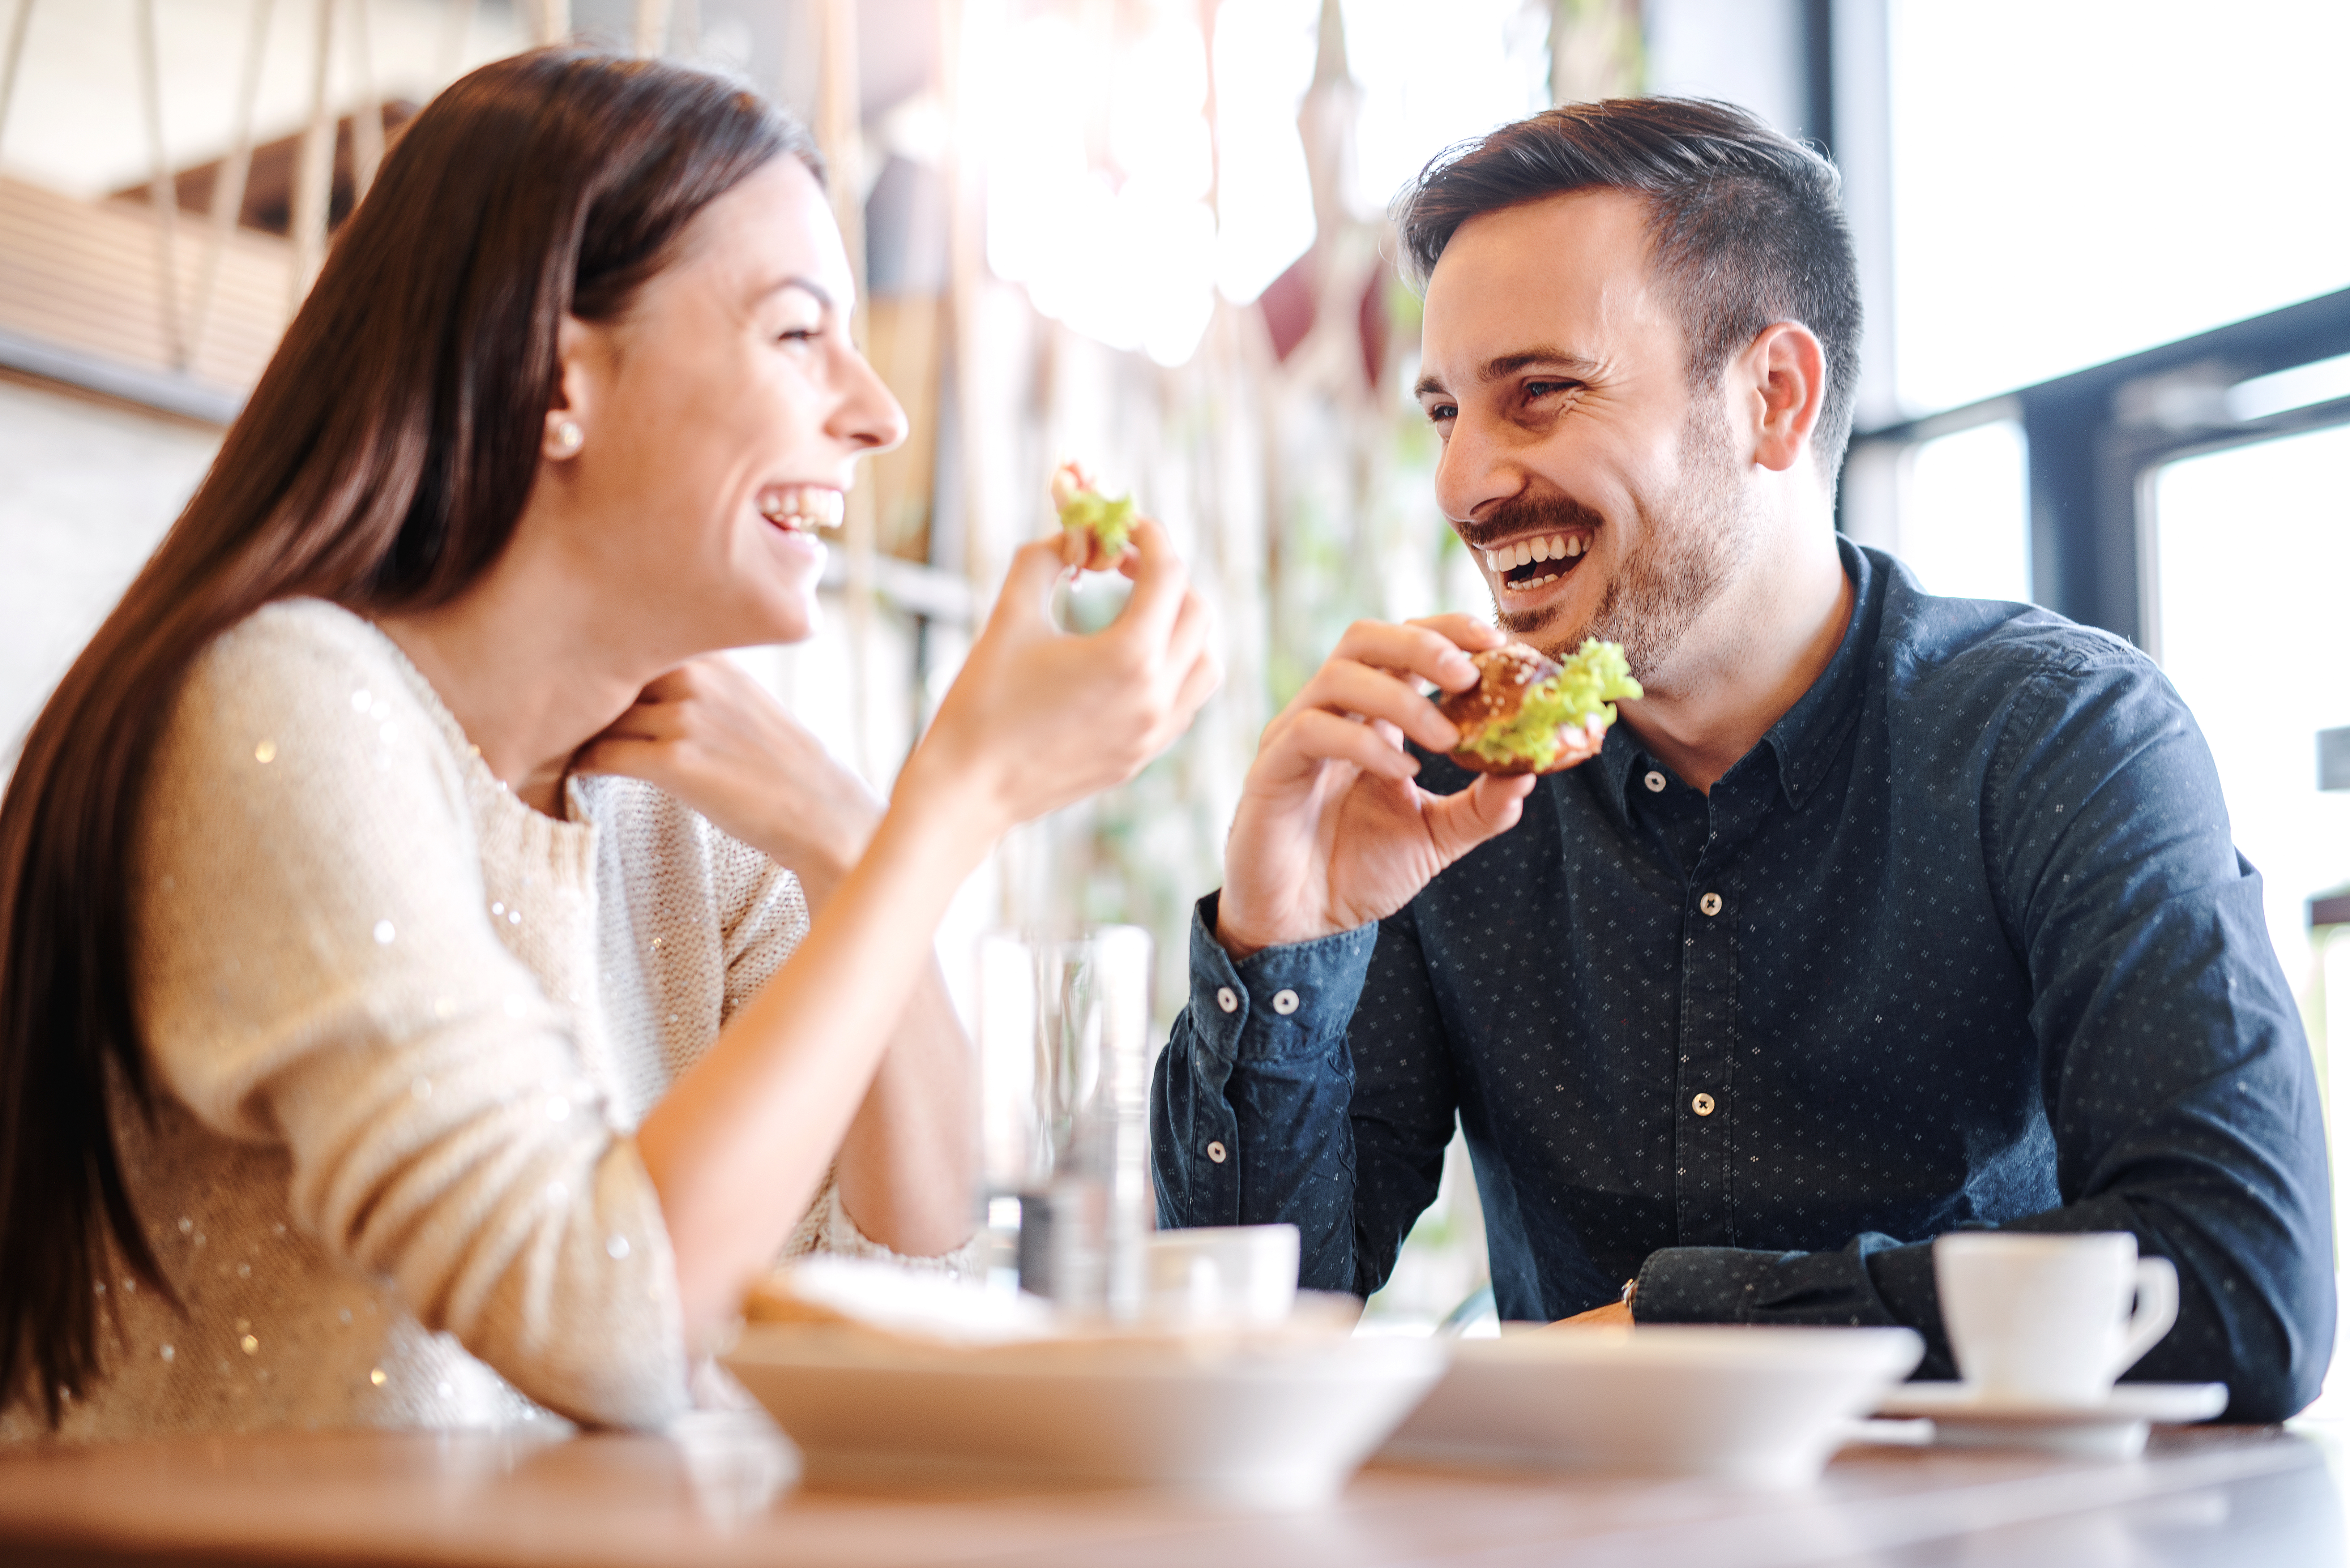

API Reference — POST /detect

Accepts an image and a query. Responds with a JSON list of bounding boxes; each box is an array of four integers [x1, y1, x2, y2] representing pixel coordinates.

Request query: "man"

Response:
[[1151, 97, 2333, 1419]]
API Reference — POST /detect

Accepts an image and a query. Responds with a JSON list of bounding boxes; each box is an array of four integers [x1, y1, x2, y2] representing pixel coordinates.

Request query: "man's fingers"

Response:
[[1277, 708, 1420, 781], [1328, 618, 1483, 692], [1421, 770, 1536, 858], [1405, 612, 1509, 654], [1291, 659, 1460, 754]]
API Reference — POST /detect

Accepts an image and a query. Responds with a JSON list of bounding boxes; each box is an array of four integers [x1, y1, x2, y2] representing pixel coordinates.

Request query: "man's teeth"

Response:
[[1482, 534, 1586, 573], [757, 486, 845, 530]]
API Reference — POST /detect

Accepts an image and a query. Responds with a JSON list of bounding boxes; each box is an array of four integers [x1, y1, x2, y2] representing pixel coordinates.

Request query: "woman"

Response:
[[0, 50, 1214, 1438]]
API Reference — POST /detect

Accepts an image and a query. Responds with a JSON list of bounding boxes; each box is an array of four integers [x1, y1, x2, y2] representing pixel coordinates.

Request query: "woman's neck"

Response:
[[375, 545, 663, 818]]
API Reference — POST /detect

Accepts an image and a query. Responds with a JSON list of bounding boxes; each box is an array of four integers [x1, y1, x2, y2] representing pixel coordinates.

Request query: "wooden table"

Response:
[[2, 1414, 2342, 1567]]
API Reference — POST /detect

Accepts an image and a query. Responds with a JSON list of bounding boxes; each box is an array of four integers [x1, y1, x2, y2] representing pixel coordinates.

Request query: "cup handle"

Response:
[[2113, 1256, 2179, 1379]]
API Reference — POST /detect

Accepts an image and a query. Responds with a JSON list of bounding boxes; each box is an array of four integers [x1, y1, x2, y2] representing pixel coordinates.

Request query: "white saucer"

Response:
[[1874, 1381, 2229, 1458]]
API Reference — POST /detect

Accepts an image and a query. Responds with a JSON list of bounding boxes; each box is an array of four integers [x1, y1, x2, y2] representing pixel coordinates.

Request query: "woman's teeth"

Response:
[[756, 486, 845, 531], [1483, 533, 1588, 588]]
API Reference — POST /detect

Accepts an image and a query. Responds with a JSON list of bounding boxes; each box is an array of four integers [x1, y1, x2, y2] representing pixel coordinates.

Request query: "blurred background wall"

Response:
[[2, 0, 2346, 1332]]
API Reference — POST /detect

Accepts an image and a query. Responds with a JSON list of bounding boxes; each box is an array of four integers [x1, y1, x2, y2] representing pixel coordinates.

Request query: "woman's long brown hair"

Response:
[[0, 48, 813, 1425]]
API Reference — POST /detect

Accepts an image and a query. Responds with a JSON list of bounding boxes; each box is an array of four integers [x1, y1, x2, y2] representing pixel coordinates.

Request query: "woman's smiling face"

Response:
[[542, 154, 906, 654]]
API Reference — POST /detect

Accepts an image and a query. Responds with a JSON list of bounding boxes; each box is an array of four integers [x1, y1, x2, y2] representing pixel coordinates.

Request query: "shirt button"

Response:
[[1272, 989, 1300, 1015], [1215, 986, 1239, 1014], [1206, 1141, 1228, 1163], [1691, 1092, 1716, 1116], [1644, 770, 1667, 793], [1700, 892, 1723, 917]]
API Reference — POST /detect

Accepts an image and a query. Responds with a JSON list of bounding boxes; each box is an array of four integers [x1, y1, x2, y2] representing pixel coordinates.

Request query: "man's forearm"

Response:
[[1149, 894, 1383, 1290]]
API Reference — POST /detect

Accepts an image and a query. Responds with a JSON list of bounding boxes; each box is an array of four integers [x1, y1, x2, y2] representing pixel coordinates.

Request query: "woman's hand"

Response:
[[574, 658, 884, 904], [900, 515, 1220, 840]]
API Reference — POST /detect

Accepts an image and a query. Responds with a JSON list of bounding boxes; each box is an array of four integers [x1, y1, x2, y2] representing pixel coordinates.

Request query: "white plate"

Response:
[[1873, 1381, 2229, 1459], [1378, 1325, 1924, 1489], [722, 1323, 1446, 1510]]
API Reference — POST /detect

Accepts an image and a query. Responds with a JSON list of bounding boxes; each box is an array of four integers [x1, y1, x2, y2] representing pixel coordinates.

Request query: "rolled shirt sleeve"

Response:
[[1154, 893, 1413, 1293]]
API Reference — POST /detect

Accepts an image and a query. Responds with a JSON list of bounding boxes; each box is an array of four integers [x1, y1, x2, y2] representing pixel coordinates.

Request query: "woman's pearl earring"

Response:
[[551, 418, 584, 455]]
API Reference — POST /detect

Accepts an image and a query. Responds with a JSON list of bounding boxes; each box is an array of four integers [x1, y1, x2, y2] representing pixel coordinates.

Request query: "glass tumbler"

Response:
[[975, 926, 1155, 1316]]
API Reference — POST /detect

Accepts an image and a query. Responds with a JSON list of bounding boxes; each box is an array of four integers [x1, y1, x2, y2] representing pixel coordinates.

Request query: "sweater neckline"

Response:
[[311, 599, 600, 851]]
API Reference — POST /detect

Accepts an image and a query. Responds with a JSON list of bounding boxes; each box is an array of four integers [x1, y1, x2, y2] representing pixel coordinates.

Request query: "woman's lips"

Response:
[[756, 484, 845, 532]]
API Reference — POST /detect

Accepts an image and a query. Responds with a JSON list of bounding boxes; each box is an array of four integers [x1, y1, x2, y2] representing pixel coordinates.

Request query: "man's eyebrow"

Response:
[[1417, 348, 1602, 401]]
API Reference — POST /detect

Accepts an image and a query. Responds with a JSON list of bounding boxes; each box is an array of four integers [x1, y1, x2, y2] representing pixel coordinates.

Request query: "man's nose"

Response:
[[1433, 411, 1522, 526]]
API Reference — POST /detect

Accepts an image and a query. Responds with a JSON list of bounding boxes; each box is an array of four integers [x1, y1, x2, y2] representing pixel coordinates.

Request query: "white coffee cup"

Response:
[[1933, 1231, 2178, 1404], [1144, 1225, 1300, 1324]]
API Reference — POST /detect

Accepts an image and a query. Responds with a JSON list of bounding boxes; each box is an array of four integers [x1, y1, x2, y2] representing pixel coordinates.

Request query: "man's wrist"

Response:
[[1213, 913, 1268, 963]]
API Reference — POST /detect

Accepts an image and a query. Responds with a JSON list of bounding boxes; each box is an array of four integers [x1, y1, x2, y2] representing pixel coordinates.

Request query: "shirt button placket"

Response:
[[1675, 878, 1739, 1245]]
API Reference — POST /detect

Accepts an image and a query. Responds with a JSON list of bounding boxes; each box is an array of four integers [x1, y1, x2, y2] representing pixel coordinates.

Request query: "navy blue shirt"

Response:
[[1153, 542, 2333, 1421]]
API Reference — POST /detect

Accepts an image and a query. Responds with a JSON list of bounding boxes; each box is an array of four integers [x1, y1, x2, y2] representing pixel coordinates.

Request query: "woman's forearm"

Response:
[[833, 959, 976, 1257], [636, 779, 990, 1341]]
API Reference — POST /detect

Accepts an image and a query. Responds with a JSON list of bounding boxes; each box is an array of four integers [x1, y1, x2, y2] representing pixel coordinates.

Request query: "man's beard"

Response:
[[1482, 406, 1752, 686]]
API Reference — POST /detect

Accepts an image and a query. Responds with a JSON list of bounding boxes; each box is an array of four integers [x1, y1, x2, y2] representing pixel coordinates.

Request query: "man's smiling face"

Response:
[[1417, 188, 1755, 676]]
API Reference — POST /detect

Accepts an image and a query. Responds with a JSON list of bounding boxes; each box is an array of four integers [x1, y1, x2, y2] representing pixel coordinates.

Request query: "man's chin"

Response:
[[1494, 589, 1585, 656]]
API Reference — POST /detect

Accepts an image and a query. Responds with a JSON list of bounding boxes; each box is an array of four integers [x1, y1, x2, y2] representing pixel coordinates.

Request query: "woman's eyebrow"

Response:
[[756, 275, 835, 311]]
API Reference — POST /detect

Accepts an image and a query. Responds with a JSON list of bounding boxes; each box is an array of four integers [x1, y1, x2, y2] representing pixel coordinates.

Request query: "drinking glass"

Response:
[[975, 926, 1154, 1316]]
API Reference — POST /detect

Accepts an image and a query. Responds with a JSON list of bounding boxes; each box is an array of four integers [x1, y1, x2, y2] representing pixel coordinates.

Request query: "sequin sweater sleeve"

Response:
[[130, 605, 691, 1429]]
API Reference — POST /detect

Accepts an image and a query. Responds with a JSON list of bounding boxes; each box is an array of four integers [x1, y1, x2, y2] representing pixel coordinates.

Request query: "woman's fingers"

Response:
[[992, 535, 1078, 635], [1109, 517, 1187, 642]]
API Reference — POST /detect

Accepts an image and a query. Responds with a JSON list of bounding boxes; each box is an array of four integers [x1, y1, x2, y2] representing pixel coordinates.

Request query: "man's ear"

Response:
[[1740, 321, 1826, 475]]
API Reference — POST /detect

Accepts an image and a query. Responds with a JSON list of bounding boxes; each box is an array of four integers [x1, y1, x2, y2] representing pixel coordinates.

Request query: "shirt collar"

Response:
[[1594, 536, 1881, 813], [1759, 536, 1881, 809]]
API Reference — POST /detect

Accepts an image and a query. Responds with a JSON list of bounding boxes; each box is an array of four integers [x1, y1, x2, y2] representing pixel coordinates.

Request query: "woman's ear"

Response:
[[1741, 321, 1826, 475], [543, 315, 599, 461]]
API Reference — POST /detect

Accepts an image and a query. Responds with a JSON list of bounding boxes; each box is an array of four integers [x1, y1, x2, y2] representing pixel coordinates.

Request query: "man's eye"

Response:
[[1524, 380, 1577, 399], [1424, 403, 1457, 423]]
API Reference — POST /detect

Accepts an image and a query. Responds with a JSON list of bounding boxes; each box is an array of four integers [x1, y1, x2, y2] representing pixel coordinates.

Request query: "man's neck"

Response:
[[1614, 528, 1854, 795]]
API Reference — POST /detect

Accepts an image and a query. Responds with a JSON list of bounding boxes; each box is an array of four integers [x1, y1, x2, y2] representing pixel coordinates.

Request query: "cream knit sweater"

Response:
[[2, 599, 949, 1443]]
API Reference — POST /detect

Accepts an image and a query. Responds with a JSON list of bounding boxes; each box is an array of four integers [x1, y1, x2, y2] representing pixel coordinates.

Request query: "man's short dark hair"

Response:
[[1395, 97, 1862, 477]]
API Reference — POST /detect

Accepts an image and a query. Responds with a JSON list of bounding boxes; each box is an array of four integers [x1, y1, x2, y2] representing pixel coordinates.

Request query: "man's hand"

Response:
[[1540, 1299, 1634, 1329], [574, 656, 884, 905], [1217, 615, 1567, 960]]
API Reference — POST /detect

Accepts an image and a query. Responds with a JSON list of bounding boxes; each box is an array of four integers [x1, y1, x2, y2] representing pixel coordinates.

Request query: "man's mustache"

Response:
[[1454, 492, 1607, 552]]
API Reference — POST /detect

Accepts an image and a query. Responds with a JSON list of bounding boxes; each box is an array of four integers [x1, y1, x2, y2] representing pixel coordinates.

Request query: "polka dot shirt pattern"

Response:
[[1152, 543, 2333, 1422]]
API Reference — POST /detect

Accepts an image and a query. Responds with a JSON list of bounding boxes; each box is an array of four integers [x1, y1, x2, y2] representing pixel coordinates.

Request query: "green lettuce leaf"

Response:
[[1058, 487, 1137, 558], [1461, 638, 1643, 770]]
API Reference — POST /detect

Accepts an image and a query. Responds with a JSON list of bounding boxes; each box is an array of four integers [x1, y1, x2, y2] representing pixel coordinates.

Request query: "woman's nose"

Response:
[[831, 343, 910, 454]]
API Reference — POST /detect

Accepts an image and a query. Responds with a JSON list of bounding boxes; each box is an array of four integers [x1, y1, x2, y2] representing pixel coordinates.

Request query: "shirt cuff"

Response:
[[1185, 891, 1380, 1066], [1635, 1235, 1905, 1328]]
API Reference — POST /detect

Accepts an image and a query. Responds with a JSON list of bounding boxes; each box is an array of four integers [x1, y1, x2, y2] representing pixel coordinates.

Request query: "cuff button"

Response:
[[1272, 988, 1300, 1015], [1206, 1140, 1228, 1163], [1215, 986, 1239, 1014]]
